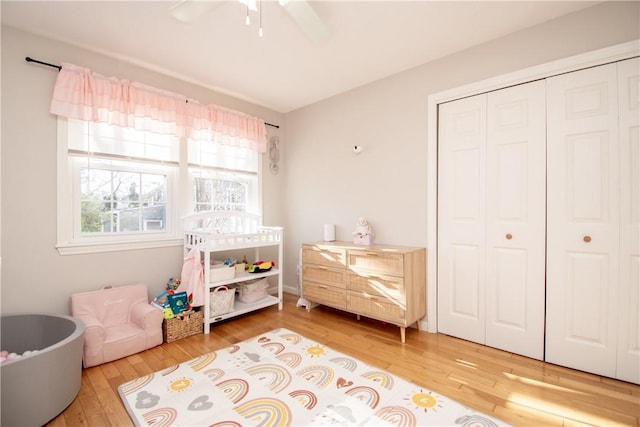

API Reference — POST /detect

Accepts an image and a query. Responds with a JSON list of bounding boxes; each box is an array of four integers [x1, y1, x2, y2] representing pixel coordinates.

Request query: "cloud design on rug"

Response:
[[324, 404, 357, 423], [188, 395, 214, 411], [135, 391, 159, 409], [245, 352, 261, 362]]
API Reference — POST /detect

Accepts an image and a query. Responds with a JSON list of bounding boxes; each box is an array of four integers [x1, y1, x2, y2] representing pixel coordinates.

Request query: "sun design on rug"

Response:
[[168, 377, 193, 393], [404, 389, 444, 413], [304, 345, 326, 358]]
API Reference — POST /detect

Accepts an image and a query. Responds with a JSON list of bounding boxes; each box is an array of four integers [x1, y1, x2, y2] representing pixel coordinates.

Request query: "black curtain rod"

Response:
[[25, 56, 280, 129], [25, 56, 62, 71]]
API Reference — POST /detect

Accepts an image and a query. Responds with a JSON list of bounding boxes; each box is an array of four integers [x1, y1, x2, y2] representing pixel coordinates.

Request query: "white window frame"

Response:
[[56, 118, 263, 255], [71, 158, 178, 238]]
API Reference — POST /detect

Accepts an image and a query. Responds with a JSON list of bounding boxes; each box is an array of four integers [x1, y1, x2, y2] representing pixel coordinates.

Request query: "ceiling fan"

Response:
[[169, 0, 331, 44]]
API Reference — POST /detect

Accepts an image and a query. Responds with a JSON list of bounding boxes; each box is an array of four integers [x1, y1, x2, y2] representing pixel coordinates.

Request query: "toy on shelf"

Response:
[[152, 277, 194, 319], [248, 260, 275, 273], [168, 292, 189, 315]]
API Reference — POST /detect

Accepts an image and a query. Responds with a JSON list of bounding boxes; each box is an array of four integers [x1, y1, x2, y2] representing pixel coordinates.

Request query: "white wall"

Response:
[[0, 26, 286, 315], [2, 1, 638, 317], [282, 2, 640, 316]]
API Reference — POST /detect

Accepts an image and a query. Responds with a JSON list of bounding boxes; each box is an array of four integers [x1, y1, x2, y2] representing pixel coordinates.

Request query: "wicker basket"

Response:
[[210, 285, 235, 317], [162, 310, 203, 343]]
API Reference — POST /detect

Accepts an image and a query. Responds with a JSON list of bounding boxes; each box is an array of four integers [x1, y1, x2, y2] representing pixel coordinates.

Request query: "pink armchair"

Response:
[[70, 284, 163, 368]]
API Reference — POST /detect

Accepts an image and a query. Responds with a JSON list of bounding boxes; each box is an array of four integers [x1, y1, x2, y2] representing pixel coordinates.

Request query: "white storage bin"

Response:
[[210, 264, 235, 282]]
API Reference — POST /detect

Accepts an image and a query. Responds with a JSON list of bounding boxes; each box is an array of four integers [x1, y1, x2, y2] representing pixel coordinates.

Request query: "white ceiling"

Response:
[[1, 1, 604, 113]]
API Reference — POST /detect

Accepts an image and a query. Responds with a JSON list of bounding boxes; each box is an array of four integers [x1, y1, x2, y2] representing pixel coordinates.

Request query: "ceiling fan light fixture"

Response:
[[258, 0, 263, 37], [238, 0, 257, 12]]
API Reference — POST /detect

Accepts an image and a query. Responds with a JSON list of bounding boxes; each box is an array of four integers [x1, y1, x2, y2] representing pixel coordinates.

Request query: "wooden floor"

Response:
[[47, 293, 639, 427]]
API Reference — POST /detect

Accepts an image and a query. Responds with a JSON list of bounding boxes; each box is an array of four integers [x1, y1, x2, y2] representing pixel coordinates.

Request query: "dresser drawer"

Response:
[[347, 291, 405, 325], [304, 282, 347, 310], [347, 250, 404, 276], [347, 272, 403, 301], [303, 265, 346, 288], [303, 245, 347, 269]]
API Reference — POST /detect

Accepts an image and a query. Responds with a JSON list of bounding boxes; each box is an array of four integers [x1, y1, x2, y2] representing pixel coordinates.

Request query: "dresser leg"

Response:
[[356, 314, 361, 321], [400, 327, 406, 343], [415, 320, 421, 332]]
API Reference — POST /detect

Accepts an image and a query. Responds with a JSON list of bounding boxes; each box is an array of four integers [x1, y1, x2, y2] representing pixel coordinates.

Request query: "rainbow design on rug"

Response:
[[344, 385, 380, 409], [215, 378, 249, 403], [142, 407, 178, 427], [361, 370, 395, 390], [375, 405, 417, 426], [160, 365, 179, 376], [204, 368, 225, 382], [188, 352, 216, 371], [288, 389, 318, 409], [276, 352, 302, 368], [210, 422, 242, 427], [330, 356, 359, 372], [234, 397, 291, 426], [279, 332, 302, 344], [297, 365, 335, 389], [454, 414, 500, 427], [120, 374, 154, 395], [245, 363, 292, 393], [261, 341, 285, 355]]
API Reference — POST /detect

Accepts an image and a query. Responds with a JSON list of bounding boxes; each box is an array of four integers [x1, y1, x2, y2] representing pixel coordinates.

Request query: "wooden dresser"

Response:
[[302, 241, 426, 343]]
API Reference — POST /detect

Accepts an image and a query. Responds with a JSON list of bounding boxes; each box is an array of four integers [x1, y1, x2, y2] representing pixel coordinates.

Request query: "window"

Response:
[[188, 138, 259, 214], [57, 118, 261, 254]]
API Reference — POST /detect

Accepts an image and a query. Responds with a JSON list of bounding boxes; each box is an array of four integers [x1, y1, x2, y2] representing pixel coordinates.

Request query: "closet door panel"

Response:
[[437, 94, 486, 343], [485, 81, 546, 360], [616, 57, 640, 384], [546, 63, 620, 377]]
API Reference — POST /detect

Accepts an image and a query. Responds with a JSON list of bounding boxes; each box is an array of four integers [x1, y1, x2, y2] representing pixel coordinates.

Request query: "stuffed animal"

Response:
[[353, 217, 374, 238]]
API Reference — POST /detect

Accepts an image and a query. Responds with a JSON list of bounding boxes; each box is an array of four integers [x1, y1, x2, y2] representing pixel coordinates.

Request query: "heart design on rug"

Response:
[[258, 337, 271, 343], [135, 391, 160, 409], [188, 395, 213, 411], [337, 377, 353, 388], [245, 352, 261, 362]]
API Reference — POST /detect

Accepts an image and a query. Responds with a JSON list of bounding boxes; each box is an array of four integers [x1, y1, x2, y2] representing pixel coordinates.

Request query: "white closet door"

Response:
[[546, 63, 620, 378], [437, 94, 487, 344], [485, 81, 546, 360], [616, 57, 640, 384]]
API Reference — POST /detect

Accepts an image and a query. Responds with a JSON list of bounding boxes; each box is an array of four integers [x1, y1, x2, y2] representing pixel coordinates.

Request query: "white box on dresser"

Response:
[[302, 241, 426, 343]]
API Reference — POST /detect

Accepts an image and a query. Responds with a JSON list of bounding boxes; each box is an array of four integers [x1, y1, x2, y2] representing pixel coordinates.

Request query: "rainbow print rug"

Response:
[[118, 328, 508, 426]]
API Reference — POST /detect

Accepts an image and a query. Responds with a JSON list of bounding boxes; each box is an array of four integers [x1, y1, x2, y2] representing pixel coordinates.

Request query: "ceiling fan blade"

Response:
[[280, 0, 330, 44], [169, 0, 222, 23]]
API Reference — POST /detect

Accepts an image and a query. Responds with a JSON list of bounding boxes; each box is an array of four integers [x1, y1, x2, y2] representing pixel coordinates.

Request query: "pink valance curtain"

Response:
[[50, 63, 267, 153]]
